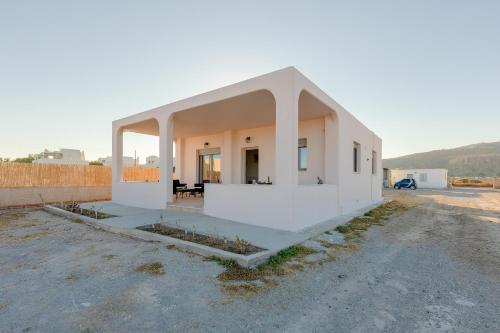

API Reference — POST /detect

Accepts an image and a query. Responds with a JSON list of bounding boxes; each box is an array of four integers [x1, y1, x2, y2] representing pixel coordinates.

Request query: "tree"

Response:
[[13, 156, 34, 163], [89, 161, 104, 166]]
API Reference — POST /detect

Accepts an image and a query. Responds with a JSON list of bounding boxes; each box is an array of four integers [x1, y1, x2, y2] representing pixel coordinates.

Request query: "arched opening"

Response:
[[168, 89, 276, 208], [119, 118, 161, 182], [298, 90, 339, 185]]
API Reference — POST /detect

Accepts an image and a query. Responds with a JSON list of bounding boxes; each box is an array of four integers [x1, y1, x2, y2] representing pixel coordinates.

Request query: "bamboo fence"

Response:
[[0, 163, 159, 188]]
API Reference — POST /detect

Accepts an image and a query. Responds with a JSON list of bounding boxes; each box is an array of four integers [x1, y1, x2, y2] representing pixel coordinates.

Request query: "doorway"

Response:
[[198, 148, 221, 183], [244, 148, 259, 184]]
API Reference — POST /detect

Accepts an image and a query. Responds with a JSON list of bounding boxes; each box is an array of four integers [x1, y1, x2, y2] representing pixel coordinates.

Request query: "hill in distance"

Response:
[[383, 141, 500, 177]]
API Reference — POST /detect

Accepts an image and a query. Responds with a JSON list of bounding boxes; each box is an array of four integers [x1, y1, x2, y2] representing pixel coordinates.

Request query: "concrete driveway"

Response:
[[1, 188, 499, 332]]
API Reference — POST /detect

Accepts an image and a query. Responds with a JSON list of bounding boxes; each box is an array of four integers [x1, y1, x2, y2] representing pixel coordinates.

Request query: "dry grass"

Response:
[[336, 201, 407, 235], [0, 209, 51, 243], [331, 200, 408, 251], [452, 178, 494, 188], [102, 254, 117, 260], [0, 210, 30, 230], [134, 262, 165, 275], [222, 279, 278, 296], [211, 245, 318, 296]]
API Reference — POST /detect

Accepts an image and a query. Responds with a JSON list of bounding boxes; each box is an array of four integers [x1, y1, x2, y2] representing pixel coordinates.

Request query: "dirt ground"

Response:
[[383, 188, 500, 282], [1, 188, 499, 332]]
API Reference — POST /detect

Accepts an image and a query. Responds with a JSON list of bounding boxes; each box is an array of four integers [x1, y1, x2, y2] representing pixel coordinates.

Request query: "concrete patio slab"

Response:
[[45, 200, 380, 267], [79, 201, 307, 252]]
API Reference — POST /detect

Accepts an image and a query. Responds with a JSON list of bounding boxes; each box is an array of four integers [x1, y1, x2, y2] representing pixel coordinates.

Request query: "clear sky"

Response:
[[1, 0, 499, 161]]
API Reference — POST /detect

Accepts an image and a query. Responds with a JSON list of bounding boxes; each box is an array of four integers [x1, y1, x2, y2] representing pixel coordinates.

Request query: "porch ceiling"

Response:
[[122, 118, 159, 136], [299, 90, 337, 120], [173, 89, 275, 138], [120, 89, 336, 138]]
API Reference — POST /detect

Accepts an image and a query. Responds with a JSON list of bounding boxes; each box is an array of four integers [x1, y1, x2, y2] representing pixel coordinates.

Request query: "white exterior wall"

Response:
[[111, 67, 383, 230], [298, 118, 325, 185], [178, 118, 325, 187], [389, 169, 448, 189], [336, 112, 383, 215]]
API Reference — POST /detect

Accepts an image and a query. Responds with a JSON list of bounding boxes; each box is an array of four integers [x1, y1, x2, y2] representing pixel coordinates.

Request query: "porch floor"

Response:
[[79, 201, 307, 252], [168, 196, 204, 210]]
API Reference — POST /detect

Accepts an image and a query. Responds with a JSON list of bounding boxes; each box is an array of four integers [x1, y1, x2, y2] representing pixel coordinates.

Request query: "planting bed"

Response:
[[137, 223, 266, 255], [55, 202, 114, 219]]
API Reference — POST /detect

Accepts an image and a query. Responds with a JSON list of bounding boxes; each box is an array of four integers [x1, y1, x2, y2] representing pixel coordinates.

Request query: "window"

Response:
[[419, 173, 428, 182], [198, 148, 221, 183], [353, 142, 361, 173], [298, 138, 307, 171], [372, 150, 377, 175]]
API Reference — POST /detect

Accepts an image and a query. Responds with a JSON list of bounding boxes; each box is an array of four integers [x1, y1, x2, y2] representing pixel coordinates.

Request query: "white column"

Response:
[[221, 130, 233, 184], [159, 115, 174, 204], [324, 113, 338, 184], [112, 124, 123, 183], [174, 138, 184, 181], [274, 89, 299, 187]]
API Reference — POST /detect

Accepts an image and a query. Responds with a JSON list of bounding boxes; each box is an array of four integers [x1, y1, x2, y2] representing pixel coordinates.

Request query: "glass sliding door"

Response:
[[198, 149, 221, 183]]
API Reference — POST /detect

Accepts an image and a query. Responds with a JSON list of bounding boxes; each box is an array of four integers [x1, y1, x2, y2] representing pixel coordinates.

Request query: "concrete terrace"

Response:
[[79, 201, 308, 253]]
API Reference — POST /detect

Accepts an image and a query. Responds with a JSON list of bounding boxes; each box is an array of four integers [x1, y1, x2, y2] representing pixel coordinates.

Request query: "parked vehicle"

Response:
[[394, 178, 417, 190]]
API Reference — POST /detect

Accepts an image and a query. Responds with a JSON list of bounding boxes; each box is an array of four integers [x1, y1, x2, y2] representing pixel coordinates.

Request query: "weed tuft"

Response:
[[207, 256, 238, 268], [135, 262, 165, 275]]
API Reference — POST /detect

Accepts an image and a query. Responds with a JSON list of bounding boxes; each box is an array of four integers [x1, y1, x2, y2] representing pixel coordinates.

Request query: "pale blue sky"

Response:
[[1, 0, 499, 161]]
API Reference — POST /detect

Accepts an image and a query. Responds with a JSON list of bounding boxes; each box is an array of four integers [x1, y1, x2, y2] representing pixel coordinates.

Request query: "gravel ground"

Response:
[[1, 188, 499, 332]]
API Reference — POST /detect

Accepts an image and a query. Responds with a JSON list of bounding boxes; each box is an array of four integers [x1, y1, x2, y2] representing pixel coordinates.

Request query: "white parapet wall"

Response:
[[204, 184, 339, 232], [112, 181, 166, 209]]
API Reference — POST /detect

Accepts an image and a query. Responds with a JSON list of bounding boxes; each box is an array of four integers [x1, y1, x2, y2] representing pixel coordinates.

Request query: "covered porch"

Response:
[[112, 68, 341, 231]]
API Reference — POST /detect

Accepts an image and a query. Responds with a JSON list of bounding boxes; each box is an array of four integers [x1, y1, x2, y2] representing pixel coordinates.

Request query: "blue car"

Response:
[[394, 178, 417, 190]]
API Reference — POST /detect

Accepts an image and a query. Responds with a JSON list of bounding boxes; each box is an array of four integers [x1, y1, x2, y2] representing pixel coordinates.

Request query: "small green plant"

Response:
[[335, 225, 352, 234], [262, 245, 317, 269], [235, 235, 251, 254], [207, 256, 238, 268]]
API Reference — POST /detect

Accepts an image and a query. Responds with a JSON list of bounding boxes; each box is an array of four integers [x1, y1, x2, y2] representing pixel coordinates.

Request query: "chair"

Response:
[[173, 179, 187, 197], [194, 183, 204, 196]]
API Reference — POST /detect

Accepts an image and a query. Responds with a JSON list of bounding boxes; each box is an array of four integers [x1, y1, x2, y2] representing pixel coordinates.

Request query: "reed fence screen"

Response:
[[0, 163, 160, 187]]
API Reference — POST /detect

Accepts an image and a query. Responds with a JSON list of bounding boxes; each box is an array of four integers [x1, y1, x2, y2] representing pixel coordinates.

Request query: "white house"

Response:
[[389, 168, 448, 189], [112, 67, 382, 231], [144, 155, 160, 168], [32, 148, 88, 165], [98, 156, 138, 167]]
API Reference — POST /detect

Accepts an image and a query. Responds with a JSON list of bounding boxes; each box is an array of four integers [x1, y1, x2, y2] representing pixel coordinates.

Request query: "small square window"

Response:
[[298, 138, 307, 171]]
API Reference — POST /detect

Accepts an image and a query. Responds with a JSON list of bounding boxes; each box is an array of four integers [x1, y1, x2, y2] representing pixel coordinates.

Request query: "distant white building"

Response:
[[98, 156, 138, 167], [144, 155, 160, 168], [388, 169, 448, 189], [32, 148, 89, 165]]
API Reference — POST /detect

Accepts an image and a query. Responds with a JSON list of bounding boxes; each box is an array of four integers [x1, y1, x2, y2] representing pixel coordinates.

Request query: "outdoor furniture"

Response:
[[173, 179, 187, 198], [176, 187, 191, 198], [194, 183, 204, 196], [176, 186, 203, 198]]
